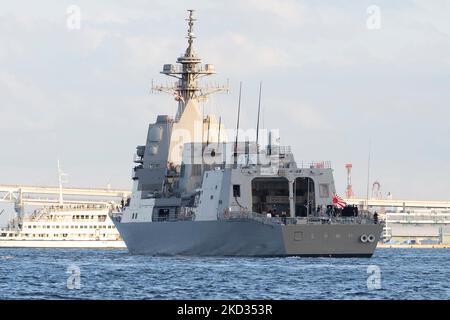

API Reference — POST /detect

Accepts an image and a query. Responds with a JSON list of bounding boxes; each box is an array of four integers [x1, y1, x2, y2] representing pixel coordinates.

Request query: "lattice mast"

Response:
[[152, 10, 228, 120], [345, 163, 354, 198]]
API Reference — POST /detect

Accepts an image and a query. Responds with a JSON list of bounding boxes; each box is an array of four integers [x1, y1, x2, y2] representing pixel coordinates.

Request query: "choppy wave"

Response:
[[0, 248, 449, 299]]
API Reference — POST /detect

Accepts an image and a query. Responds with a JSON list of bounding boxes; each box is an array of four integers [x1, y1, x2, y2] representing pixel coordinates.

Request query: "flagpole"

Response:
[[57, 159, 64, 206]]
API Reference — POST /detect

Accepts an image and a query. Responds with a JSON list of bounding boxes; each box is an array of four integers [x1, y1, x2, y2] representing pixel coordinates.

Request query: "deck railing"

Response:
[[218, 210, 378, 226], [110, 209, 378, 225]]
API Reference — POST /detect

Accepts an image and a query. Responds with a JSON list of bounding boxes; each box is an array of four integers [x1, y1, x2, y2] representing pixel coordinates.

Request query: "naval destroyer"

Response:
[[112, 10, 383, 257]]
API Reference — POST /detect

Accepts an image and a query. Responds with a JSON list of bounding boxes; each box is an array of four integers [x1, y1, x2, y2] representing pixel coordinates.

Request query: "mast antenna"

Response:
[[234, 82, 242, 165], [256, 82, 262, 163], [151, 10, 228, 121], [206, 116, 211, 146], [217, 116, 222, 146]]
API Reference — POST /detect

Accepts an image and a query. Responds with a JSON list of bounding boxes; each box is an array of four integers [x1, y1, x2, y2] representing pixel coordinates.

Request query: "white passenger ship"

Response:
[[0, 161, 126, 248], [0, 204, 126, 248]]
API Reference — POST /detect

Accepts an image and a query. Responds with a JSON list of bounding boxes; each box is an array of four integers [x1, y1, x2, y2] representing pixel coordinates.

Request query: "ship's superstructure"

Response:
[[112, 10, 383, 257]]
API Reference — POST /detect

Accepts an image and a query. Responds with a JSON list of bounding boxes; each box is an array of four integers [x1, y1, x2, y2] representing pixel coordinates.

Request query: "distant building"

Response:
[[384, 210, 450, 244]]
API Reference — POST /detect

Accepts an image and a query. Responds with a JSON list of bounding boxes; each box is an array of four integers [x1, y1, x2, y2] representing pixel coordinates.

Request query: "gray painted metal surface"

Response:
[[114, 218, 382, 257]]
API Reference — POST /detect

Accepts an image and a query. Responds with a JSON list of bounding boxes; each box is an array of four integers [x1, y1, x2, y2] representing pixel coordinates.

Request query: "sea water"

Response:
[[0, 248, 449, 299]]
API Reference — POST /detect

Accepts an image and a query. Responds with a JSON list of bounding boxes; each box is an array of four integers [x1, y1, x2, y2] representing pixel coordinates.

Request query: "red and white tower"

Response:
[[345, 163, 354, 198]]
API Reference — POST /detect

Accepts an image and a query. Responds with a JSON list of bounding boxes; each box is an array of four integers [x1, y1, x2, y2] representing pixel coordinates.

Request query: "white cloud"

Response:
[[244, 0, 309, 26], [0, 72, 56, 131]]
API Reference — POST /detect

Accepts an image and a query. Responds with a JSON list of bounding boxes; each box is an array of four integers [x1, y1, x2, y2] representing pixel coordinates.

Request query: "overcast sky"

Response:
[[1, 0, 449, 200]]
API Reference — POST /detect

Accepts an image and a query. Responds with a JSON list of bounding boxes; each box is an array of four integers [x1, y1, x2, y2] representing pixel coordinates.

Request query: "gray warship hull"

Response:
[[114, 219, 383, 257]]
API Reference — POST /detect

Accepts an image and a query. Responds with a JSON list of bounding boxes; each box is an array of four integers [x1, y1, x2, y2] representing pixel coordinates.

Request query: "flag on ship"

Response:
[[332, 193, 346, 209]]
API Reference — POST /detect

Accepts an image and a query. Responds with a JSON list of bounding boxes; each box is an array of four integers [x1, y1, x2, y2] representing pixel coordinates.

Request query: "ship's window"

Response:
[[233, 185, 241, 197], [210, 195, 214, 200], [319, 184, 330, 198], [157, 208, 170, 221]]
